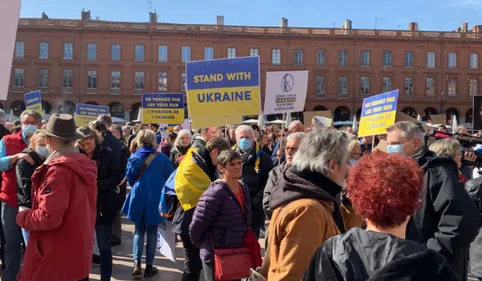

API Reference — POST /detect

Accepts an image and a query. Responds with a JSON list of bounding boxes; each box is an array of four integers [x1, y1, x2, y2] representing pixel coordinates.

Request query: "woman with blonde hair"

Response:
[[429, 138, 468, 183], [16, 131, 50, 244]]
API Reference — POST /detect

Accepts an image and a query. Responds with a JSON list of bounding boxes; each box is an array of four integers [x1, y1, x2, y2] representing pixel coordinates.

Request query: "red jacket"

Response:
[[0, 131, 27, 207], [16, 153, 98, 281]]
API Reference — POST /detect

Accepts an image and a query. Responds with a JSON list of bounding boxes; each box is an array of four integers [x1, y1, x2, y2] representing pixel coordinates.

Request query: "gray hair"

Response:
[[20, 110, 42, 124], [174, 129, 192, 147], [286, 132, 306, 143], [0, 109, 5, 124], [136, 129, 157, 148], [292, 125, 349, 175], [288, 120, 303, 131], [235, 125, 254, 139], [386, 121, 424, 141]]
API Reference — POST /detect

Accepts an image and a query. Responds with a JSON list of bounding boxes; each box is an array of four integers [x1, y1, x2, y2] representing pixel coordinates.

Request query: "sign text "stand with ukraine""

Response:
[[186, 57, 261, 124], [358, 90, 399, 137]]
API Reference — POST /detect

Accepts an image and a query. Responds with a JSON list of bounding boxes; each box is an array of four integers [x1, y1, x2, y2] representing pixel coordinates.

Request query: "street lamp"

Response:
[[440, 91, 445, 114]]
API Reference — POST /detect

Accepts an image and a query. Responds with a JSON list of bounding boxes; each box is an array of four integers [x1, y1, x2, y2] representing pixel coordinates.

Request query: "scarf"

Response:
[[233, 142, 261, 174], [45, 146, 78, 164]]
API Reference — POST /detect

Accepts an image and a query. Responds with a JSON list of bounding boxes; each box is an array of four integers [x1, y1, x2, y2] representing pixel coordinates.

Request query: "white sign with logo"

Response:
[[263, 71, 309, 115]]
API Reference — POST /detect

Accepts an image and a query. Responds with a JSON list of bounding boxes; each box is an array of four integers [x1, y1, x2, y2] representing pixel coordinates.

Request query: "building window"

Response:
[[63, 70, 73, 88], [426, 77, 435, 96], [250, 48, 259, 57], [339, 50, 348, 66], [405, 51, 414, 67], [426, 52, 435, 68], [294, 50, 304, 65], [316, 50, 326, 66], [111, 44, 121, 61], [181, 46, 191, 62], [38, 69, 48, 88], [87, 71, 97, 89], [361, 51, 370, 66], [470, 53, 478, 69], [204, 47, 214, 60], [88, 44, 97, 60], [158, 72, 168, 91], [448, 78, 457, 96], [383, 51, 392, 67], [135, 45, 144, 61], [227, 48, 236, 58], [134, 72, 145, 90], [360, 77, 370, 95], [470, 79, 478, 96], [383, 77, 392, 92], [272, 49, 281, 64], [63, 43, 73, 59], [448, 52, 457, 68], [15, 42, 24, 58], [181, 73, 186, 91], [14, 69, 24, 88], [111, 71, 121, 89], [316, 76, 326, 97], [39, 42, 49, 58], [158, 46, 168, 62], [338, 76, 348, 95], [404, 77, 414, 95]]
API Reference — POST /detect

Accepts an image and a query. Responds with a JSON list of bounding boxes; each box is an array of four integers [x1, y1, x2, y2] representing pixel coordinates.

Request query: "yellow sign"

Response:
[[74, 104, 109, 127], [142, 93, 184, 124], [358, 90, 399, 137], [24, 91, 42, 114], [191, 116, 242, 129]]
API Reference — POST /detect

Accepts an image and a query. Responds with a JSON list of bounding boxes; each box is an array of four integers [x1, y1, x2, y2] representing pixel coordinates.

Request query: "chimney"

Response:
[[216, 16, 224, 26], [343, 19, 352, 30], [409, 22, 418, 31], [81, 9, 91, 21], [149, 11, 157, 23], [462, 22, 469, 32], [280, 17, 288, 28], [474, 25, 482, 33]]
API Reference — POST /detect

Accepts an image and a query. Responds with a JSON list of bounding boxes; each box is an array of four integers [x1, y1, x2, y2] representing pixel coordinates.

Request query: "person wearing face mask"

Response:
[[386, 121, 481, 281], [0, 110, 41, 281], [15, 131, 49, 246], [234, 125, 273, 239]]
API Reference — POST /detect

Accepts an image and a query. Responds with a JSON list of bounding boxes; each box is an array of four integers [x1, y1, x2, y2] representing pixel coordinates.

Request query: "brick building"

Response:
[[7, 11, 482, 123]]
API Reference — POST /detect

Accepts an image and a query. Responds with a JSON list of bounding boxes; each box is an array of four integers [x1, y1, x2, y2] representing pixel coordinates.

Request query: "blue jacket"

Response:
[[122, 147, 174, 225]]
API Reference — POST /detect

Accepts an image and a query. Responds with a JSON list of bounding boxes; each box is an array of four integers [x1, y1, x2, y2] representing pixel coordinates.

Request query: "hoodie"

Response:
[[304, 228, 459, 281], [16, 153, 98, 281]]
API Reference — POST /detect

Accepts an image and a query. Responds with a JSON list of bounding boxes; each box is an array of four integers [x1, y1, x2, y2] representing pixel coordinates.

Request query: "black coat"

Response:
[[118, 140, 130, 201], [303, 228, 459, 281], [464, 177, 482, 278], [407, 147, 481, 280], [103, 131, 122, 162], [16, 149, 44, 208]]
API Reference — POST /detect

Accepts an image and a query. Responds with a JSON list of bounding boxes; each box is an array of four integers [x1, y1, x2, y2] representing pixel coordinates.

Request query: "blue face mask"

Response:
[[35, 146, 50, 158], [387, 144, 404, 154], [238, 138, 252, 152], [22, 125, 38, 137]]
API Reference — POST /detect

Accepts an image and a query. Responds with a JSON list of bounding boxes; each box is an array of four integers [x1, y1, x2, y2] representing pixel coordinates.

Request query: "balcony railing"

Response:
[[338, 93, 349, 99], [17, 18, 482, 41]]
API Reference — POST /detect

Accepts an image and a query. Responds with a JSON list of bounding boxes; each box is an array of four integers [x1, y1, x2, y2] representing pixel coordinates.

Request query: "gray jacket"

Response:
[[263, 162, 289, 220]]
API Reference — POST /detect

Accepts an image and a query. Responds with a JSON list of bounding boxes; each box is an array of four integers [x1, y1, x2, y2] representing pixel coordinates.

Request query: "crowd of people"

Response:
[[0, 109, 481, 281]]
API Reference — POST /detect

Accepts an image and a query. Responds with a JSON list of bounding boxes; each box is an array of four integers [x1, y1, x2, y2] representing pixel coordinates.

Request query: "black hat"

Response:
[[42, 114, 84, 140]]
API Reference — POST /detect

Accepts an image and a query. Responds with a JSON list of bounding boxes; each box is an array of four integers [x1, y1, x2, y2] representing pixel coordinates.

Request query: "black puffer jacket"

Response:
[[464, 177, 482, 278], [16, 148, 45, 208], [304, 228, 459, 281], [407, 147, 481, 280]]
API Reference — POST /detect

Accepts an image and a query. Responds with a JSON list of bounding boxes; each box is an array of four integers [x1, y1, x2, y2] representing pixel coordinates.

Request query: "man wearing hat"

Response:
[[16, 114, 98, 281]]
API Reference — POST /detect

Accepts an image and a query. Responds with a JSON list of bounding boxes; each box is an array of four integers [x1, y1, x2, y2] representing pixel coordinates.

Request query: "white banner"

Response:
[[0, 0, 21, 101], [263, 71, 309, 115], [157, 222, 176, 263]]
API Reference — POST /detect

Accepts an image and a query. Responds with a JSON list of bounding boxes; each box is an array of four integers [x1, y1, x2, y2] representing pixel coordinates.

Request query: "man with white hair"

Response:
[[271, 120, 304, 165], [234, 125, 273, 238], [386, 121, 480, 280], [192, 127, 217, 148]]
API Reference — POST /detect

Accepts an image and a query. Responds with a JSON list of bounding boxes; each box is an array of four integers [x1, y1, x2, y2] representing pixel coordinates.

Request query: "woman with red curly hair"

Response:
[[303, 152, 458, 281]]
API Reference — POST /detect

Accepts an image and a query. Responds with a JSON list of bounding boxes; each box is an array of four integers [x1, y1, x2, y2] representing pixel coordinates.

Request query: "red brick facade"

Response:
[[7, 16, 482, 123]]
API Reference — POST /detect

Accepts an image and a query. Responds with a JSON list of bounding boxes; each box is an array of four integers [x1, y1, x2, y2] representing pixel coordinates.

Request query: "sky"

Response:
[[19, 0, 482, 31]]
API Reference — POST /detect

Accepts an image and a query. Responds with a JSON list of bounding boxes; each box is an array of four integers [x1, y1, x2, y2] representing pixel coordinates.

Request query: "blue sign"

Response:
[[142, 93, 184, 124], [24, 91, 42, 113], [75, 103, 109, 126], [358, 90, 399, 137]]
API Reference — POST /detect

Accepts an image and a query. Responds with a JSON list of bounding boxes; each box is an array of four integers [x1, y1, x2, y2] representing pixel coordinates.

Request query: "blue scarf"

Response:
[[135, 146, 156, 159]]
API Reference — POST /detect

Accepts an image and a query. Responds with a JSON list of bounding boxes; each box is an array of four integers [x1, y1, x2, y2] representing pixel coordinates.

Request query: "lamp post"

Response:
[[440, 91, 445, 114]]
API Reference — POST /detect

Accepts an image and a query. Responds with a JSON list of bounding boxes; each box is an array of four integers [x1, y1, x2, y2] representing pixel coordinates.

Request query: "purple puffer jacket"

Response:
[[189, 180, 251, 264]]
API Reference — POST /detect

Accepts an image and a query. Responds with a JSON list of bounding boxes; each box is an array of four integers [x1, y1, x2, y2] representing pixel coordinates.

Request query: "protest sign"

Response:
[[142, 93, 184, 124], [0, 0, 21, 101], [314, 116, 333, 127], [75, 103, 109, 127], [186, 57, 261, 118], [264, 71, 309, 115], [191, 116, 242, 129], [304, 110, 332, 125], [430, 114, 447, 125], [358, 90, 399, 137], [24, 91, 42, 114], [474, 96, 482, 130], [157, 222, 176, 263]]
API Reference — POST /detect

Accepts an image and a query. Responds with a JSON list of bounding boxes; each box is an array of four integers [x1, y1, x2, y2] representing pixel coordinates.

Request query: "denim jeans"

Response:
[[133, 215, 157, 265], [1, 201, 22, 281], [180, 234, 202, 281], [96, 223, 113, 281]]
